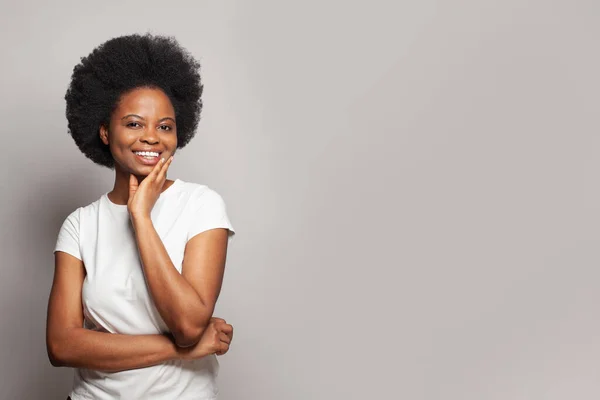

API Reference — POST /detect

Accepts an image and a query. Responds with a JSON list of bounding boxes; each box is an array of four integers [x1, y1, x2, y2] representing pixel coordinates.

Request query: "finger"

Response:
[[163, 155, 174, 173], [218, 324, 233, 335], [216, 341, 230, 356], [214, 343, 227, 356], [148, 157, 165, 180], [220, 342, 229, 354], [212, 317, 226, 324], [129, 174, 136, 188], [216, 322, 231, 334], [129, 174, 139, 197], [157, 156, 173, 181], [219, 332, 231, 344], [217, 325, 233, 342]]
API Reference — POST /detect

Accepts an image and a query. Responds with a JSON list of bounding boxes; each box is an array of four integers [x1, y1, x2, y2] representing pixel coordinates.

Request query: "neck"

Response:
[[107, 166, 135, 205]]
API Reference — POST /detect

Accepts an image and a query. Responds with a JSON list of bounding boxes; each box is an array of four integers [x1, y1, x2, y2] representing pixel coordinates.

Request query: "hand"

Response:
[[213, 318, 234, 356], [127, 156, 174, 219], [175, 317, 234, 361]]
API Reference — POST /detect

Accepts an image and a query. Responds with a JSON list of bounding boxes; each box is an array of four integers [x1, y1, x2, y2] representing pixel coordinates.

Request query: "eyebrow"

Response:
[[122, 114, 176, 123]]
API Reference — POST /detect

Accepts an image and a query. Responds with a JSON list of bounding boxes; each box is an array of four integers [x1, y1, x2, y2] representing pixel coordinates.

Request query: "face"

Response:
[[99, 87, 177, 176]]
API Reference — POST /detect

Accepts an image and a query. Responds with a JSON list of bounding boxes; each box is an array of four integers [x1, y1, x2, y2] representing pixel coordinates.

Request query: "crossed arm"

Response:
[[125, 159, 230, 347], [48, 160, 232, 370], [131, 216, 230, 347], [46, 226, 230, 372]]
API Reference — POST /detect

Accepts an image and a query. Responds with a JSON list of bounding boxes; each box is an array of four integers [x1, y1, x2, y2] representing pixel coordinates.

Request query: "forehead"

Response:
[[115, 87, 175, 116]]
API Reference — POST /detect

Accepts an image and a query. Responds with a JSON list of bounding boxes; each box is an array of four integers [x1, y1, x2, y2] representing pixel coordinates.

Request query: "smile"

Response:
[[133, 151, 163, 166], [134, 151, 160, 159]]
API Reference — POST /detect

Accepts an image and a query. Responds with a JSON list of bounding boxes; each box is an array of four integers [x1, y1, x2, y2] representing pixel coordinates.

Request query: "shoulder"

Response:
[[78, 196, 103, 218], [59, 196, 102, 225], [177, 179, 210, 194], [177, 180, 227, 205], [178, 180, 236, 241]]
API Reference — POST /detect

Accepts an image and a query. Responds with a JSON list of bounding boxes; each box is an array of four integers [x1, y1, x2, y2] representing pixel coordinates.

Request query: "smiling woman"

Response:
[[47, 33, 236, 400], [99, 87, 178, 178]]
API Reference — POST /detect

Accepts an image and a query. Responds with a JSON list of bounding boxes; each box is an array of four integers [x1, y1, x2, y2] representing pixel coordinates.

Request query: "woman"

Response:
[[46, 33, 236, 400]]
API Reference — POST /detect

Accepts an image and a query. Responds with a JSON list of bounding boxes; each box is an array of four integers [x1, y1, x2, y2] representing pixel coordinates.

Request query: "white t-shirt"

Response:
[[53, 178, 235, 400]]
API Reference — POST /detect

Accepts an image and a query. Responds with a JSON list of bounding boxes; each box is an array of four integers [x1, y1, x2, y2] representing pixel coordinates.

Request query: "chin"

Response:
[[124, 165, 152, 177]]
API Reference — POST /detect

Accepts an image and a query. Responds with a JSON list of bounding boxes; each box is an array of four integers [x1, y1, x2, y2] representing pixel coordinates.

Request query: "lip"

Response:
[[133, 150, 163, 166]]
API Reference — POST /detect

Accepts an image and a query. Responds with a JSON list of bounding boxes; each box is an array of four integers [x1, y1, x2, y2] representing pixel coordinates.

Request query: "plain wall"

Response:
[[1, 0, 599, 398]]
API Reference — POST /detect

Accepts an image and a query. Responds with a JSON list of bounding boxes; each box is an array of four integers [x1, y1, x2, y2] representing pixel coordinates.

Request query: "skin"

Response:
[[46, 87, 233, 372]]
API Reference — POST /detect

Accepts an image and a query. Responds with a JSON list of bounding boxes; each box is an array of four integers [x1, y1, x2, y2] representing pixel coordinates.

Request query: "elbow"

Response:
[[171, 305, 213, 348], [48, 355, 64, 368], [173, 326, 203, 348], [172, 320, 208, 348], [46, 339, 67, 367], [47, 329, 78, 368]]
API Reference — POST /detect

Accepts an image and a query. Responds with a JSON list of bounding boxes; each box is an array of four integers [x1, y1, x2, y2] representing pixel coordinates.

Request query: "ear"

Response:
[[99, 124, 109, 145]]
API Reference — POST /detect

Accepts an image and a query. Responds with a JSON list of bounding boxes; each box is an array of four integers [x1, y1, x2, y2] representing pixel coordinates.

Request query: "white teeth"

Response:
[[135, 151, 159, 157]]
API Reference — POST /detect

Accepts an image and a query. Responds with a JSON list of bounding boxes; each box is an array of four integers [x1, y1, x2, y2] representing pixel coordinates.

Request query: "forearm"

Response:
[[49, 328, 180, 373], [131, 216, 211, 344]]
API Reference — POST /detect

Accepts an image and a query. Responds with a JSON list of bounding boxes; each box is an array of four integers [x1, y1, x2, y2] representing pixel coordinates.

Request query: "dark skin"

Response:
[[46, 87, 233, 372], [99, 86, 233, 348], [99, 86, 178, 207]]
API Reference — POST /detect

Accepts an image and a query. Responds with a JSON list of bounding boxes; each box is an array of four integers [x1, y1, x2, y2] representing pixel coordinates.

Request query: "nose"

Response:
[[139, 127, 159, 145]]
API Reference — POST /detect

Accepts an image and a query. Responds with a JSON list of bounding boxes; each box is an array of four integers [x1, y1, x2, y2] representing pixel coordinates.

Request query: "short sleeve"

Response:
[[53, 208, 82, 261], [187, 188, 236, 246]]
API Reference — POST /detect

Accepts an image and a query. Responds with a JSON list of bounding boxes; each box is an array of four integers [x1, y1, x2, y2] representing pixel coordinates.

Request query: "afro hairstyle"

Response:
[[64, 32, 203, 169]]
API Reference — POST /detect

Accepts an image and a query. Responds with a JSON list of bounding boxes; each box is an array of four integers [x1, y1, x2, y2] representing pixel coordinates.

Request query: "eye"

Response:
[[127, 122, 141, 128], [159, 125, 173, 131]]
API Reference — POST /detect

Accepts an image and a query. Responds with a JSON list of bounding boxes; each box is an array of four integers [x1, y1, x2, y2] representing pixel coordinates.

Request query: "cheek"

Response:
[[109, 147, 126, 168], [108, 140, 134, 166], [166, 135, 178, 151], [108, 131, 134, 152], [110, 143, 128, 157]]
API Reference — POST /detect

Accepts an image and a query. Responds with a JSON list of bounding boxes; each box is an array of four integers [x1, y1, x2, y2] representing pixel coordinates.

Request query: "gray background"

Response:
[[1, 0, 599, 399]]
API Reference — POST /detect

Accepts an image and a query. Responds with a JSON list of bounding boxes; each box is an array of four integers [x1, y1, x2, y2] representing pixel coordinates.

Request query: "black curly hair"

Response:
[[64, 32, 203, 169]]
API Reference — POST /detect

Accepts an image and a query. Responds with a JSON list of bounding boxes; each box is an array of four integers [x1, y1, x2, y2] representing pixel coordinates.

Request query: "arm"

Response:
[[46, 251, 208, 372], [131, 216, 229, 347]]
